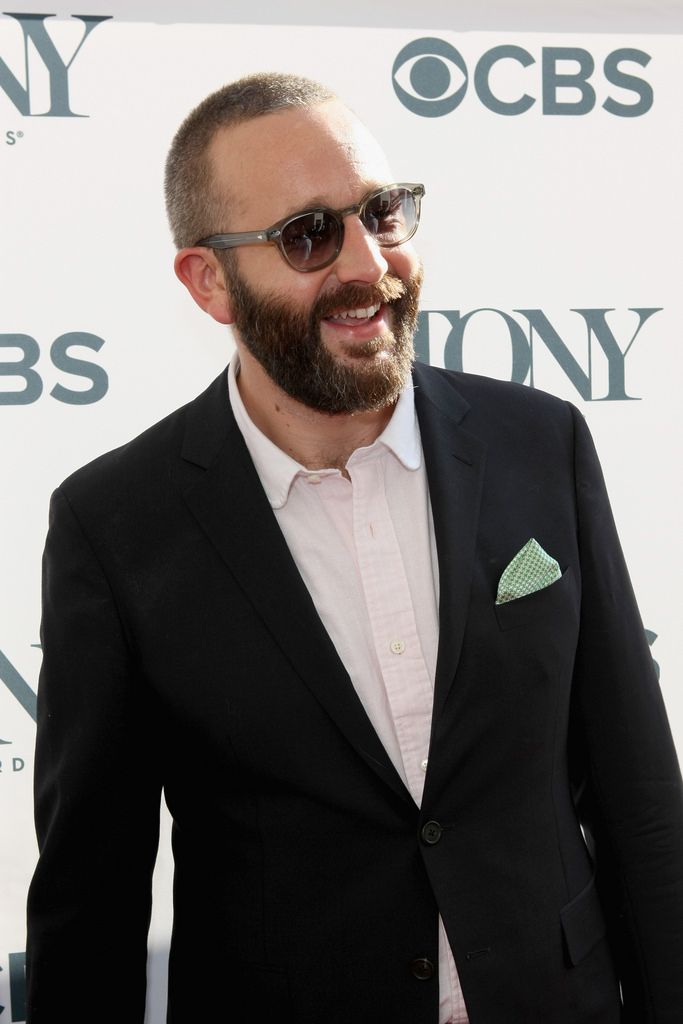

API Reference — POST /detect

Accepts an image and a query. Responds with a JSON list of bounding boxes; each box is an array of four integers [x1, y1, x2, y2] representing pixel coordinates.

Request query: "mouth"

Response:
[[323, 302, 382, 326]]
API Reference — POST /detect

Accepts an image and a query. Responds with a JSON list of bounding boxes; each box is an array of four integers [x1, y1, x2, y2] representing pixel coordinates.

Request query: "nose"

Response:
[[332, 214, 389, 284]]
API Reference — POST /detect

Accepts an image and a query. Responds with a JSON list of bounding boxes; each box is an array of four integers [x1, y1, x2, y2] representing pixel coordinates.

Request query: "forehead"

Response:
[[207, 100, 394, 226]]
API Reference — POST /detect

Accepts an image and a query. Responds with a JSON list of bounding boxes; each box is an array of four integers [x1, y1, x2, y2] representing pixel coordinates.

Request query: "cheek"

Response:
[[386, 242, 421, 284], [235, 249, 323, 309], [284, 277, 327, 309]]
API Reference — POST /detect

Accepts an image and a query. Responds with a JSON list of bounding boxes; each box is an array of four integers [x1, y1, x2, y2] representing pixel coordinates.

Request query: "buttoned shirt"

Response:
[[228, 358, 469, 1023]]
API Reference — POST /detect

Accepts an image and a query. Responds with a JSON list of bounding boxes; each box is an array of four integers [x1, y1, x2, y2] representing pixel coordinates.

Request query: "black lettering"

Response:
[[444, 308, 531, 383], [9, 951, 26, 1022], [0, 649, 37, 722], [0, 14, 111, 117], [50, 332, 108, 404], [474, 45, 535, 115], [603, 49, 653, 117], [515, 309, 591, 399], [542, 47, 596, 115], [0, 335, 42, 405], [572, 307, 661, 401]]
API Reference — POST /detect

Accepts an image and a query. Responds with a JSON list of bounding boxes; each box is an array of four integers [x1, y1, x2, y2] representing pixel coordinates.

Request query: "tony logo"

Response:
[[0, 12, 111, 117]]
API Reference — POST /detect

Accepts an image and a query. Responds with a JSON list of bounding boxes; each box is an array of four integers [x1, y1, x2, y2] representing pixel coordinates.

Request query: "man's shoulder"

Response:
[[58, 368, 230, 513], [413, 363, 576, 431]]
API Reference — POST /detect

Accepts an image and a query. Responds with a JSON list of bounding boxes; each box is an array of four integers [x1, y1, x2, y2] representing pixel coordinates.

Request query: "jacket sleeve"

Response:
[[569, 404, 683, 1023], [26, 487, 162, 1023]]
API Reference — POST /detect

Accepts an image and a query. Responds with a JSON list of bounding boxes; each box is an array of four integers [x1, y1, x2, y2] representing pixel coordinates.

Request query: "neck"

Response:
[[234, 346, 395, 471]]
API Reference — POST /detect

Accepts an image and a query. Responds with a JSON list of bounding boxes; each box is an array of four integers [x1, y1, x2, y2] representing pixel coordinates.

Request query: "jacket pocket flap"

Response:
[[560, 874, 607, 967]]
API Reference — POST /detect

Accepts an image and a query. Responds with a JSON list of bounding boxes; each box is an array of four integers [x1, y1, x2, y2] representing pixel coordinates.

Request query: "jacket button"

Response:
[[410, 957, 435, 981], [421, 820, 443, 845]]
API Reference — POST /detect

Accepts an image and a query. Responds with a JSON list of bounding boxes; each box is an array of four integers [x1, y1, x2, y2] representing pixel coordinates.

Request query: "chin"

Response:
[[336, 335, 395, 362]]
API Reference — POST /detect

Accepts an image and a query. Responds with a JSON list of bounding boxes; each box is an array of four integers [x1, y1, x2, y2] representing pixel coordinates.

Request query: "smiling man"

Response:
[[171, 87, 424, 458], [27, 73, 683, 1024]]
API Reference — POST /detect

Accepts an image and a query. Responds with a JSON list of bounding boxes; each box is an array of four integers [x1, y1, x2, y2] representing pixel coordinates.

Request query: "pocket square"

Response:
[[496, 538, 561, 605]]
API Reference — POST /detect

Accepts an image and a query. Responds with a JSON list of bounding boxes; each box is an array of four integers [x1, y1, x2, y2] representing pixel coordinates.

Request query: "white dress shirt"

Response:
[[228, 358, 469, 1023]]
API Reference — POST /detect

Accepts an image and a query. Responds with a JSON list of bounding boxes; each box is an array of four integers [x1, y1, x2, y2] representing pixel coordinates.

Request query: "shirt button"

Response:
[[389, 639, 405, 655], [307, 474, 322, 484], [421, 758, 429, 772]]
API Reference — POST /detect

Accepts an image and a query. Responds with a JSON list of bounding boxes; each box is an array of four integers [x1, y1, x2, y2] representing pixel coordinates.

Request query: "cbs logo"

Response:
[[0, 333, 108, 405], [392, 37, 652, 118]]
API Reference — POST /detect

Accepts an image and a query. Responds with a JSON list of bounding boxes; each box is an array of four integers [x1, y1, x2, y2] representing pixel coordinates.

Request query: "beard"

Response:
[[222, 258, 423, 414]]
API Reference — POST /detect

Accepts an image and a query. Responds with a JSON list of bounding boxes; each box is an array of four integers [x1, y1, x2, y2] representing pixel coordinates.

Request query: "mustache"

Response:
[[313, 274, 408, 321]]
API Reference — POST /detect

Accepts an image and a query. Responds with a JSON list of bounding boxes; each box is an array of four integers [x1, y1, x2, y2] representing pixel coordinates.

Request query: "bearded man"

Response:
[[26, 73, 683, 1024]]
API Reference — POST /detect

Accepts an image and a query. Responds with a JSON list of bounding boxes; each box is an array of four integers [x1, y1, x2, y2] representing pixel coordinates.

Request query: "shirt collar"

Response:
[[228, 356, 422, 510]]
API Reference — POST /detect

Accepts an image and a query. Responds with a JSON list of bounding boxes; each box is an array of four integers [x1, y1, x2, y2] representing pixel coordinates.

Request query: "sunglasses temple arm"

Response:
[[199, 230, 273, 250]]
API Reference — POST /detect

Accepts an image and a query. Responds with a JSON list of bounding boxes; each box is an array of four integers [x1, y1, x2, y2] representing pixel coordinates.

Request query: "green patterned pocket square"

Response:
[[495, 538, 561, 605]]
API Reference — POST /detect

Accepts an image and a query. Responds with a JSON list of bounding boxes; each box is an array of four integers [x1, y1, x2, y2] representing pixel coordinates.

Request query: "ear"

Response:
[[174, 247, 235, 325]]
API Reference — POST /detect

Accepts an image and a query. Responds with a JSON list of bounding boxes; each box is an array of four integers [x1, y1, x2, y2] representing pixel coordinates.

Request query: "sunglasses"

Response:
[[195, 182, 425, 273]]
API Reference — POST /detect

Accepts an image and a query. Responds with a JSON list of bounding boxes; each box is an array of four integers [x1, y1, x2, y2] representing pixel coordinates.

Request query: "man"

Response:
[[27, 73, 683, 1023]]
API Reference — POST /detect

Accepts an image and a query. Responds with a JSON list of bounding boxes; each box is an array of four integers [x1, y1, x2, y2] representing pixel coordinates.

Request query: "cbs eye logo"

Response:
[[392, 38, 468, 117]]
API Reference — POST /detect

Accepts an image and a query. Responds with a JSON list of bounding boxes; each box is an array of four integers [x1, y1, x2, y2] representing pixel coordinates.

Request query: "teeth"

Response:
[[331, 302, 380, 321]]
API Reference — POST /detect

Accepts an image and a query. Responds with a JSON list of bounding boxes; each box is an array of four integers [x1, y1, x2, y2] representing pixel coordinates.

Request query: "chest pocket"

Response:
[[494, 566, 575, 632]]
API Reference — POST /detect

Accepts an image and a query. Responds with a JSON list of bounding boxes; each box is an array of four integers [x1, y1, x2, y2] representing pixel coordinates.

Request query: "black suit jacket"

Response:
[[27, 363, 683, 1023]]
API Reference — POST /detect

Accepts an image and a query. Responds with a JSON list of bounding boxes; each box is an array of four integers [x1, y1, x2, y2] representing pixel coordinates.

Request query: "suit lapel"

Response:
[[413, 363, 487, 722], [178, 369, 411, 805]]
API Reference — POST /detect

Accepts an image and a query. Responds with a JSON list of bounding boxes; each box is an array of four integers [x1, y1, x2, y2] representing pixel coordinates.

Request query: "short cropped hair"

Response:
[[164, 72, 336, 249]]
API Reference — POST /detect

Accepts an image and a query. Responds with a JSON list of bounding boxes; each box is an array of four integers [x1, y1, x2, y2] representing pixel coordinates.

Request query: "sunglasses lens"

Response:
[[277, 186, 422, 271], [280, 210, 341, 270], [362, 187, 418, 245]]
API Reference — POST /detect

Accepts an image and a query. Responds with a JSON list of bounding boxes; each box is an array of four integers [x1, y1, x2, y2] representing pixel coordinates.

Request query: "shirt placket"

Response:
[[349, 453, 434, 806]]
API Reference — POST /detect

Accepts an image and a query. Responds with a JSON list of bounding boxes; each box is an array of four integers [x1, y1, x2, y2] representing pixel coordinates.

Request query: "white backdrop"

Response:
[[1, 5, 681, 1021]]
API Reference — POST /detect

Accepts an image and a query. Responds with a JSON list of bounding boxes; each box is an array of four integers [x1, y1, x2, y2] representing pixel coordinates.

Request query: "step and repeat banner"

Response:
[[1, 10, 681, 1022]]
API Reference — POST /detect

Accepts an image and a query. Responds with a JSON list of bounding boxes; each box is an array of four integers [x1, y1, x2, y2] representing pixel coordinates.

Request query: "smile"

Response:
[[326, 302, 382, 323]]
